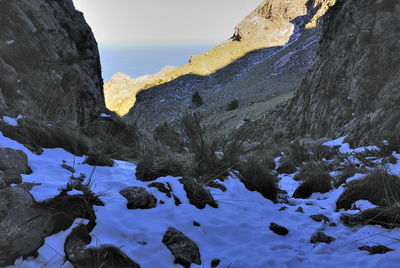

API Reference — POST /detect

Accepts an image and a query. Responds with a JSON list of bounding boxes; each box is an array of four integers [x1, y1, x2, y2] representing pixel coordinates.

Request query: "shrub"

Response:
[[153, 122, 185, 153], [292, 162, 333, 198], [180, 112, 244, 180], [238, 159, 278, 202], [226, 99, 239, 111], [276, 157, 297, 174], [191, 91, 203, 106], [336, 168, 400, 210]]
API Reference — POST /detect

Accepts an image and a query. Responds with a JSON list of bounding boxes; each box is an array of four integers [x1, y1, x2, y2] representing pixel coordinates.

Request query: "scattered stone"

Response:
[[120, 187, 157, 209], [160, 200, 165, 204], [359, 245, 394, 255], [310, 231, 335, 244], [211, 258, 221, 267], [162, 227, 201, 267], [295, 207, 304, 213], [329, 222, 337, 227], [269, 223, 289, 236], [180, 178, 218, 209], [279, 206, 288, 211], [83, 153, 114, 167], [148, 182, 172, 197], [193, 221, 200, 227], [61, 163, 75, 173], [65, 224, 141, 267], [310, 214, 330, 223]]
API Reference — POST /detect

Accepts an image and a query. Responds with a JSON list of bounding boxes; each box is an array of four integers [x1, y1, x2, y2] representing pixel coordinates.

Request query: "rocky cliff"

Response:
[[279, 0, 400, 146], [105, 0, 335, 116], [0, 0, 105, 125]]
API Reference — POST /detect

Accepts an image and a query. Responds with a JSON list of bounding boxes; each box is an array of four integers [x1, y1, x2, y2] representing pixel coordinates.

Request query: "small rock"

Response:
[[358, 245, 394, 255], [61, 163, 75, 173], [295, 207, 304, 213], [193, 221, 200, 227], [180, 178, 218, 209], [120, 187, 157, 209], [269, 223, 289, 236], [310, 214, 330, 223], [310, 231, 335, 244], [279, 206, 288, 211], [173, 194, 182, 206], [162, 227, 201, 267], [329, 222, 337, 227], [160, 200, 165, 204], [211, 258, 221, 267]]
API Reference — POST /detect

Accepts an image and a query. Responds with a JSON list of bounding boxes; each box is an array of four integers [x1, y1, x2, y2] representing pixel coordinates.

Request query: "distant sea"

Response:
[[99, 43, 218, 82]]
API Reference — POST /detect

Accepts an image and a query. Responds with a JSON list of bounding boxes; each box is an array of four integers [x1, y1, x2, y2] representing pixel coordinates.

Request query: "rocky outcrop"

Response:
[[0, 0, 105, 124], [279, 0, 400, 146]]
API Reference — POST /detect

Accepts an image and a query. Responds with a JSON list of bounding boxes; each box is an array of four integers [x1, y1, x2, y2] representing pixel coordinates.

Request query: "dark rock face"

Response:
[[0, 147, 32, 175], [0, 0, 105, 124], [0, 187, 53, 266], [162, 227, 201, 268], [279, 0, 400, 146], [120, 186, 157, 209]]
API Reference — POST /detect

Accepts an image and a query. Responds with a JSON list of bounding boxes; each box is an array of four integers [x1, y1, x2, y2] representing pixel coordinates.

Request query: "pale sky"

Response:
[[73, 0, 262, 44]]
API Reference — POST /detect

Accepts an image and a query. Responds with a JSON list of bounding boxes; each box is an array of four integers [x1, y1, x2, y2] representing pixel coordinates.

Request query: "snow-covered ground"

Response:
[[1, 124, 400, 267]]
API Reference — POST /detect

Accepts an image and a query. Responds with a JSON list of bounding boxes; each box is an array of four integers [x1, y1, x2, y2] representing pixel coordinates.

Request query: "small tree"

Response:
[[226, 99, 239, 111], [191, 91, 203, 106]]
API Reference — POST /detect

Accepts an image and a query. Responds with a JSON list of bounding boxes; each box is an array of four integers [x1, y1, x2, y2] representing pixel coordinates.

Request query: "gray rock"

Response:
[[0, 147, 31, 175], [180, 178, 218, 209], [0, 187, 53, 266], [120, 186, 157, 209], [162, 227, 201, 267]]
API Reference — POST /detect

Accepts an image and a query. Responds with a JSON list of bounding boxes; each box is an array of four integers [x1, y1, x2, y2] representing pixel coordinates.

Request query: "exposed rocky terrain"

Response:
[[278, 0, 400, 146], [0, 0, 105, 125]]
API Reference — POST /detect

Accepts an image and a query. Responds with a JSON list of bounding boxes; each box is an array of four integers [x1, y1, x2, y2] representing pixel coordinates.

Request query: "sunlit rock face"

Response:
[[278, 0, 400, 146], [104, 0, 335, 116], [0, 0, 105, 125]]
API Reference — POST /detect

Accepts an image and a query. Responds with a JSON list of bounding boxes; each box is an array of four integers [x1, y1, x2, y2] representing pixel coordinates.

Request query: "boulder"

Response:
[[162, 227, 201, 268], [120, 186, 157, 209], [180, 178, 218, 209], [0, 147, 31, 176], [269, 223, 289, 236], [0, 187, 53, 266]]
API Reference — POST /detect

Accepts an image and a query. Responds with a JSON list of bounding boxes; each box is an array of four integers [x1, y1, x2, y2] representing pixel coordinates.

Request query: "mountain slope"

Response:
[[105, 0, 335, 116], [278, 0, 400, 146]]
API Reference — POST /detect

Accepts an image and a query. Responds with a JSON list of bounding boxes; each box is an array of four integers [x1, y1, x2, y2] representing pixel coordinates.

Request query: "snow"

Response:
[[6, 40, 14, 45], [100, 113, 111, 117], [1, 131, 400, 267]]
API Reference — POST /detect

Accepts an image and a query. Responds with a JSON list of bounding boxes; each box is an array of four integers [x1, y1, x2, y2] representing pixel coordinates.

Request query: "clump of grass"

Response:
[[153, 122, 185, 153], [341, 207, 400, 229], [292, 162, 333, 198], [336, 168, 400, 210], [180, 112, 244, 180], [276, 157, 297, 174], [226, 99, 239, 111], [238, 159, 278, 202]]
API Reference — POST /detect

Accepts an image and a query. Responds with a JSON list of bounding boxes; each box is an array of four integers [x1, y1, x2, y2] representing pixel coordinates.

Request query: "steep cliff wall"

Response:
[[279, 0, 400, 146], [0, 0, 105, 125]]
